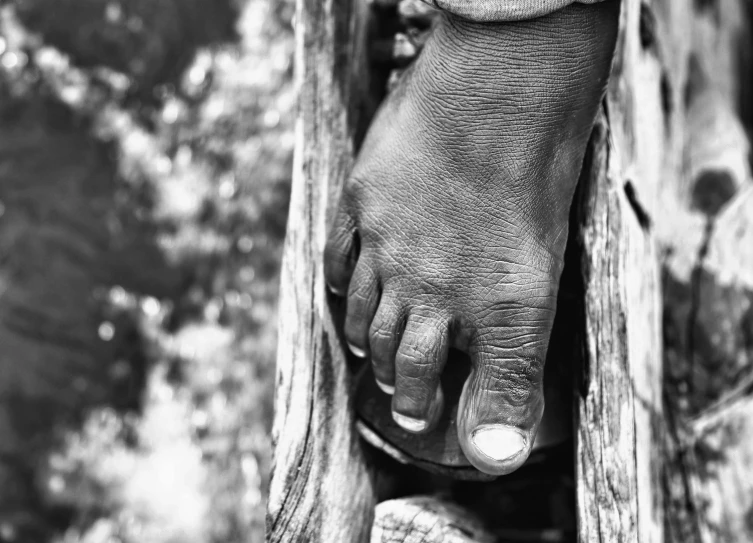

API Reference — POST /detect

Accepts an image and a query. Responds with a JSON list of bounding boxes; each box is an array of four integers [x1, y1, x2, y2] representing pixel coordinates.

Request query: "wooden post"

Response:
[[574, 110, 664, 543], [267, 0, 378, 541], [576, 0, 753, 541]]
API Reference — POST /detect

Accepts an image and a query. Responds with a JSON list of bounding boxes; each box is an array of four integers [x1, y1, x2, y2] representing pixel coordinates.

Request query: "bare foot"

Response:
[[325, 2, 619, 476]]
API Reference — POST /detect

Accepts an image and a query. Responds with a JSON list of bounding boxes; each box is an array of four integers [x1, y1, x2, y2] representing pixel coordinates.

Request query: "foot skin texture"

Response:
[[325, 2, 619, 476]]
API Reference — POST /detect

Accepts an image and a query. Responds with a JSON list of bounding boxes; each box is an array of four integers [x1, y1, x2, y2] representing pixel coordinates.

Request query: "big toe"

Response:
[[457, 322, 550, 476]]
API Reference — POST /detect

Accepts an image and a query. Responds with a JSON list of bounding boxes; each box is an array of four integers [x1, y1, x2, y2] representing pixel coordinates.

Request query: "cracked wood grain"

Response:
[[267, 0, 377, 541], [371, 497, 496, 543], [601, 0, 753, 541], [575, 109, 664, 543]]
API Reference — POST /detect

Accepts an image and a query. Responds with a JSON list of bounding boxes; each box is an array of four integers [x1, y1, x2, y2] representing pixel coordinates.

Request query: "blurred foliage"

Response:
[[14, 0, 239, 96], [0, 0, 294, 541]]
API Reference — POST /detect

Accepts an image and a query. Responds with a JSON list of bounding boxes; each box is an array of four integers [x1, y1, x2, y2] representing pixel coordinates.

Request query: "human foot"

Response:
[[325, 3, 619, 476]]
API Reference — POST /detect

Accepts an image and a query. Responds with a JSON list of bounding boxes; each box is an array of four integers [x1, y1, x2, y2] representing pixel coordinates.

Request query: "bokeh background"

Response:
[[0, 0, 293, 541]]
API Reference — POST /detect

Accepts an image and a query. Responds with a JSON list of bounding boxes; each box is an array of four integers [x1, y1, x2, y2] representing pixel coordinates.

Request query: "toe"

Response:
[[457, 321, 550, 476], [368, 294, 405, 394], [344, 260, 380, 358], [323, 206, 358, 296], [391, 313, 449, 434]]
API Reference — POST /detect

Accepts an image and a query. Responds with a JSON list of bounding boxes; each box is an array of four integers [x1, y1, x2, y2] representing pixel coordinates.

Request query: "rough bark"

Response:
[[667, 186, 753, 542], [371, 497, 496, 543], [574, 110, 664, 543], [266, 0, 378, 541], [603, 0, 753, 541]]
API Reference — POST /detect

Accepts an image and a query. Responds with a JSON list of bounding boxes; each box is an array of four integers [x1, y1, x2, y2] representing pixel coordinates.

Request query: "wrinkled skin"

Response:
[[325, 2, 620, 476]]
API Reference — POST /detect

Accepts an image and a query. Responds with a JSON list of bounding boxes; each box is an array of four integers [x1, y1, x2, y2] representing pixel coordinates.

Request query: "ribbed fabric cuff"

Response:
[[422, 0, 604, 21]]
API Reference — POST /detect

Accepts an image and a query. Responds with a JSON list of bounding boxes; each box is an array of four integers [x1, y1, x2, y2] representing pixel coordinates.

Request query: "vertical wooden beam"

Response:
[[575, 111, 664, 543], [575, 0, 668, 538], [267, 0, 376, 541], [577, 0, 753, 541]]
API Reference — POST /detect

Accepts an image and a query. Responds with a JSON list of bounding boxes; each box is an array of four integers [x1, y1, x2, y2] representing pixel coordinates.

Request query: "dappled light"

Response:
[[0, 1, 293, 541]]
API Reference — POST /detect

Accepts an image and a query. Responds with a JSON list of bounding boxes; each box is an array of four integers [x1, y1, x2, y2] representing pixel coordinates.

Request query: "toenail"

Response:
[[347, 342, 367, 358], [392, 412, 427, 433], [427, 386, 445, 418], [376, 380, 395, 395], [326, 282, 346, 297], [471, 426, 527, 462], [433, 386, 444, 408]]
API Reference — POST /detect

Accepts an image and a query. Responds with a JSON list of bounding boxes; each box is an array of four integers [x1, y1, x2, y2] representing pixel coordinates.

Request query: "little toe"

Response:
[[323, 206, 358, 296], [457, 327, 548, 476], [344, 260, 380, 358], [368, 294, 406, 394], [391, 314, 449, 434]]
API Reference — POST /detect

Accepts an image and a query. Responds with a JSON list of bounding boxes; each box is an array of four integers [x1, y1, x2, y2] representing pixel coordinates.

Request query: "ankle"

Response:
[[416, 2, 620, 116]]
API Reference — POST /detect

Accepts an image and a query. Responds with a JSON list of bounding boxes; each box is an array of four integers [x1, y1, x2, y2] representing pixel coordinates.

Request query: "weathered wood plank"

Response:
[[573, 2, 668, 541], [371, 497, 495, 543], [690, 396, 753, 542], [267, 0, 377, 541], [600, 0, 753, 541], [575, 110, 664, 543], [683, 186, 753, 542]]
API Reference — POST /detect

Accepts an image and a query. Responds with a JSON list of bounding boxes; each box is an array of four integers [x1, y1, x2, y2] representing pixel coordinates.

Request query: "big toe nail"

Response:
[[471, 425, 528, 462], [458, 337, 547, 475]]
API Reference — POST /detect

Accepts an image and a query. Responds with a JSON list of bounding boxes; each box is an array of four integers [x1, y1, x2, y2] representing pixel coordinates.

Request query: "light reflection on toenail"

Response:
[[471, 426, 527, 462], [427, 386, 444, 419], [326, 282, 346, 297], [376, 380, 395, 395], [392, 412, 427, 433], [433, 386, 444, 408], [347, 342, 367, 358]]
